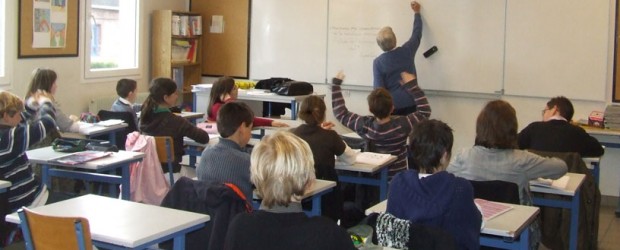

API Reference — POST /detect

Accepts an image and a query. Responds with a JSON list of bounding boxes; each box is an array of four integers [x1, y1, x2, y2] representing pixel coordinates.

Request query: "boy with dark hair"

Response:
[[111, 78, 141, 127], [331, 71, 430, 177], [387, 119, 481, 250], [197, 102, 254, 204], [518, 96, 604, 157]]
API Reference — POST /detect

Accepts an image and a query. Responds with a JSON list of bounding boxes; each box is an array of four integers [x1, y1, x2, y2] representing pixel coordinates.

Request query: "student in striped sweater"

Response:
[[0, 90, 56, 212], [331, 71, 431, 177], [197, 102, 254, 204]]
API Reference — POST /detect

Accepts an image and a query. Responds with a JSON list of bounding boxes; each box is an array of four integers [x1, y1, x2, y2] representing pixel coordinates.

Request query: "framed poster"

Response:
[[18, 0, 79, 58]]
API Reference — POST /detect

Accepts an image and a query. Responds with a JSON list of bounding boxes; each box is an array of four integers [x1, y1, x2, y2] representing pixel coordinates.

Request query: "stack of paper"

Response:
[[96, 119, 124, 127], [529, 175, 570, 190], [604, 105, 620, 129], [355, 152, 391, 165]]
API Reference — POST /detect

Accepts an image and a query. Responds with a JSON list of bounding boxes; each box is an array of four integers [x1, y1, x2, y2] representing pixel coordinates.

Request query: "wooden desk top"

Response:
[[5, 194, 209, 248], [77, 122, 128, 136], [175, 111, 204, 120], [365, 200, 539, 239], [581, 125, 620, 136], [237, 90, 325, 103], [254, 179, 336, 201], [530, 172, 585, 196], [26, 147, 144, 170]]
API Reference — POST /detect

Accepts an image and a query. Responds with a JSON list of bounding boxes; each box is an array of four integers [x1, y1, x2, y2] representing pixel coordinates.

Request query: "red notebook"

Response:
[[474, 198, 514, 221]]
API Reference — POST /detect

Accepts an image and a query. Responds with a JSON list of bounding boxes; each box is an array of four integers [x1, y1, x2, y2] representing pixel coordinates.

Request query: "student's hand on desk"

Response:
[[321, 121, 335, 130], [271, 121, 290, 127]]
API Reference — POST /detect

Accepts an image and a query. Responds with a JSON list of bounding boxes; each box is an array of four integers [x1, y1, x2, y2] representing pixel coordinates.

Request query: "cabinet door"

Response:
[[191, 0, 250, 78]]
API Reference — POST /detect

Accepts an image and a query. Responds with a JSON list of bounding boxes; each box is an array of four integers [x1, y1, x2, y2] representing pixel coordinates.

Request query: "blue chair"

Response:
[[17, 207, 92, 250]]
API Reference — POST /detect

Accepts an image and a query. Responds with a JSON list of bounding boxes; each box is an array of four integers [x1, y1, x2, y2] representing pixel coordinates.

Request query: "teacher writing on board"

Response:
[[373, 1, 422, 116]]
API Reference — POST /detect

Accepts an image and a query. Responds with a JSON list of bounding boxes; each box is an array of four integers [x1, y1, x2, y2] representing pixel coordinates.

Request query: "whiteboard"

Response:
[[503, 0, 609, 101], [327, 0, 506, 94], [249, 0, 328, 83]]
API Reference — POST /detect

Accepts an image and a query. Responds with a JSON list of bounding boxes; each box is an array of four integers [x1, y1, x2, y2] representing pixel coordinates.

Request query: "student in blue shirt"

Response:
[[111, 78, 141, 128]]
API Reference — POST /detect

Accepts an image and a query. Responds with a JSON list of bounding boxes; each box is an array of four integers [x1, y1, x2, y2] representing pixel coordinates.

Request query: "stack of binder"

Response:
[[604, 105, 620, 129]]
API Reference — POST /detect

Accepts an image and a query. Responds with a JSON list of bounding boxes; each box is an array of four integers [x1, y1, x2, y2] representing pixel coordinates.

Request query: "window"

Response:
[[84, 0, 140, 79]]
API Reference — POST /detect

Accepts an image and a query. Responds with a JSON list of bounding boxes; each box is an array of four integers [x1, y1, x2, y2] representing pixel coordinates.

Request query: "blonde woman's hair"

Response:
[[250, 130, 316, 208], [0, 91, 24, 118], [376, 26, 397, 52]]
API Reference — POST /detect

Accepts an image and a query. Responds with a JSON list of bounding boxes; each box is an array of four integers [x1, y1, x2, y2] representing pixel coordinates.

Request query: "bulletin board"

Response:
[[191, 0, 250, 78], [18, 0, 79, 58]]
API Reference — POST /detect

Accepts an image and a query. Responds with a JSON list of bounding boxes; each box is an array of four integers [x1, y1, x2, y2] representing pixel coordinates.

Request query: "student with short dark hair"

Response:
[[387, 119, 481, 250], [111, 78, 142, 127], [197, 102, 254, 204], [140, 78, 209, 174], [331, 71, 431, 177], [518, 96, 604, 157], [224, 131, 356, 250]]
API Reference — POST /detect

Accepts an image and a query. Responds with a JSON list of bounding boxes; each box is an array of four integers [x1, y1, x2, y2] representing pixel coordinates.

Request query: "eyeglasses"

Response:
[[541, 108, 550, 115]]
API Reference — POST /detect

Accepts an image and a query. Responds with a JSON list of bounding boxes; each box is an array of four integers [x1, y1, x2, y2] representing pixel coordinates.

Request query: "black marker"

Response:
[[423, 46, 438, 58]]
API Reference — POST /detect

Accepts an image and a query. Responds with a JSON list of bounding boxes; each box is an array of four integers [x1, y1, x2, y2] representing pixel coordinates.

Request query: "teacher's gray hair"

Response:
[[377, 26, 397, 52]]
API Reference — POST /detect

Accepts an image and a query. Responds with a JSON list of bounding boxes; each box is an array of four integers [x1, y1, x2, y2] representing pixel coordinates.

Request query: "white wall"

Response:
[[4, 0, 188, 115]]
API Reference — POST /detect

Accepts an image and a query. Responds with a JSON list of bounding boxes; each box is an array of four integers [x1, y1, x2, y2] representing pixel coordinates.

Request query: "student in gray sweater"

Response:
[[197, 102, 254, 204]]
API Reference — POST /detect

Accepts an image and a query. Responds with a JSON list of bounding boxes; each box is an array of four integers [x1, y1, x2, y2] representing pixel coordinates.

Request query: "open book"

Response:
[[50, 151, 112, 165], [529, 175, 570, 190], [355, 152, 392, 166], [474, 198, 514, 221]]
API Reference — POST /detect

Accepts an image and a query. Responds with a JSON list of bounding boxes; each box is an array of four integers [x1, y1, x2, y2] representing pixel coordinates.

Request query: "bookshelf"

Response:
[[152, 10, 203, 110]]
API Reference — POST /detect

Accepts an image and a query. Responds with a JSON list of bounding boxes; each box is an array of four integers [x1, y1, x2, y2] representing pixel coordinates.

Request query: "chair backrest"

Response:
[[469, 180, 520, 205], [17, 207, 93, 250], [154, 136, 175, 185], [96, 110, 138, 150]]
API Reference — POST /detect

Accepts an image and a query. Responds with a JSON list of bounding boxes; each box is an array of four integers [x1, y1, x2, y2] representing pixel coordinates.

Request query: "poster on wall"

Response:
[[32, 0, 67, 48]]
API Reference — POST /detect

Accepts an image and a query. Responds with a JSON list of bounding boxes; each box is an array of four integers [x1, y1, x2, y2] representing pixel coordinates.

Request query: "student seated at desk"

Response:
[[291, 95, 356, 222], [197, 102, 254, 205], [386, 119, 481, 250], [207, 76, 289, 128], [447, 100, 567, 249], [140, 78, 209, 174], [331, 71, 430, 177], [0, 91, 56, 213], [111, 78, 141, 128], [518, 96, 604, 157], [24, 68, 80, 136], [224, 131, 355, 250]]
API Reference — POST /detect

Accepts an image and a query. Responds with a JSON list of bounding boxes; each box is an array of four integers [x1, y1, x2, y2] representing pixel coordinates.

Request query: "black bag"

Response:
[[52, 138, 88, 153], [255, 77, 293, 90], [272, 81, 313, 96]]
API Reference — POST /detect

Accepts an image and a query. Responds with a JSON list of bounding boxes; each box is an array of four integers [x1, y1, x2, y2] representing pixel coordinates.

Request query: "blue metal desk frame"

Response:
[[479, 226, 531, 249], [337, 167, 389, 201], [532, 188, 582, 250]]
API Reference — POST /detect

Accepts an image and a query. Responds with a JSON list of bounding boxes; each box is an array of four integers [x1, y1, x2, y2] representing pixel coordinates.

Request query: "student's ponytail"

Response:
[[140, 78, 177, 125]]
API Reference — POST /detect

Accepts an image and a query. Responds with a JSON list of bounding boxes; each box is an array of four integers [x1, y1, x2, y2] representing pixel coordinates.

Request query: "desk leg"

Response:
[[518, 225, 531, 250], [616, 186, 620, 217], [379, 168, 388, 201], [172, 235, 186, 250], [108, 131, 117, 146], [42, 164, 51, 189], [310, 195, 322, 216], [568, 188, 580, 250], [290, 100, 297, 120], [121, 164, 130, 200]]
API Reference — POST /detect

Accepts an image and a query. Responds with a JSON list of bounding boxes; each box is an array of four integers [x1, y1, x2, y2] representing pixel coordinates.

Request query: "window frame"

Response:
[[82, 0, 141, 81]]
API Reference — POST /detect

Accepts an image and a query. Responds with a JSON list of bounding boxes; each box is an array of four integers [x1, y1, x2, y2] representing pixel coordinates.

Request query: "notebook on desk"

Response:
[[474, 198, 513, 221], [355, 152, 392, 165], [49, 151, 112, 165]]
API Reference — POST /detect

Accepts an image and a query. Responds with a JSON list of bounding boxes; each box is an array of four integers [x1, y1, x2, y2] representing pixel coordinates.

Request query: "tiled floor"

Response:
[[597, 204, 620, 250]]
